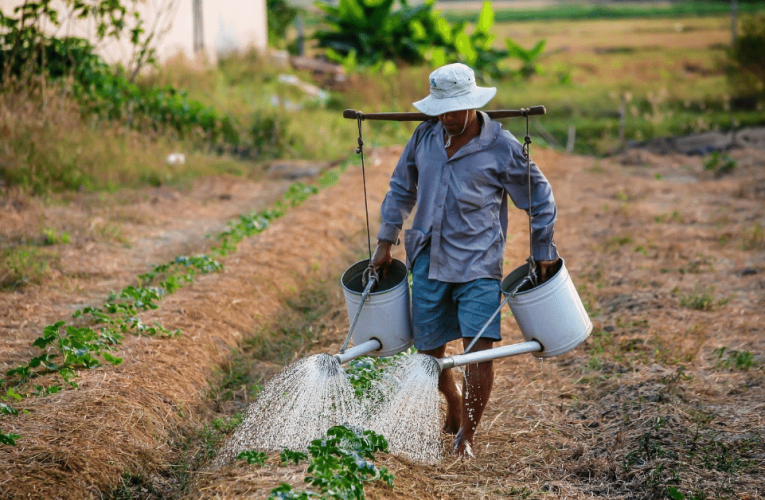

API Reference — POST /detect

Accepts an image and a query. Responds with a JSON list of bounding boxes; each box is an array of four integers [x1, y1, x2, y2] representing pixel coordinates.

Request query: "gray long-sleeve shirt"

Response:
[[377, 111, 558, 283]]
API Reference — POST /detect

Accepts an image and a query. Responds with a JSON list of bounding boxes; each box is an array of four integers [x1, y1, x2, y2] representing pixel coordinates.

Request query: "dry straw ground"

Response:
[[1, 140, 764, 498]]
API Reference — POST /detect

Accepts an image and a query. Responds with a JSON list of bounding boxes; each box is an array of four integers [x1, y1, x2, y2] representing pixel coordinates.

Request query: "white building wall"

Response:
[[0, 0, 268, 67]]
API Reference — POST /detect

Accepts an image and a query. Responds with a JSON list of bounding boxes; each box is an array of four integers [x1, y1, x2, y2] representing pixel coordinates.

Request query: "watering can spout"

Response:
[[334, 338, 382, 364], [436, 340, 543, 372]]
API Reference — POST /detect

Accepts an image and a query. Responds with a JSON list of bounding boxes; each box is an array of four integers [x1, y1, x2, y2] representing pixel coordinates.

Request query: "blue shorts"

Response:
[[411, 245, 502, 351]]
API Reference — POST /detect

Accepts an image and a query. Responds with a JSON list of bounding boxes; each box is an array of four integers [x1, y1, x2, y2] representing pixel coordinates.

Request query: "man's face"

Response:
[[438, 109, 473, 137]]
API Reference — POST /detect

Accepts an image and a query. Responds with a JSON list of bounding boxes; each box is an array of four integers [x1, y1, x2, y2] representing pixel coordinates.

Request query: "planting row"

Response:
[[0, 173, 342, 446]]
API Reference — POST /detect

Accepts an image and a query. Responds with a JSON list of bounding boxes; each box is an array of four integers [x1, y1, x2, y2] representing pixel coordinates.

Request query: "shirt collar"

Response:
[[435, 111, 500, 160]]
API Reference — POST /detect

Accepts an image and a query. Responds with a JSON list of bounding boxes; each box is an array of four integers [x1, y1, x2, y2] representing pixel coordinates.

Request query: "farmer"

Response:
[[371, 63, 559, 457]]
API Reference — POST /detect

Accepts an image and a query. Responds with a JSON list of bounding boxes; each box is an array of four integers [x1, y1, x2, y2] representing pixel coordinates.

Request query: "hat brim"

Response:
[[412, 86, 497, 116]]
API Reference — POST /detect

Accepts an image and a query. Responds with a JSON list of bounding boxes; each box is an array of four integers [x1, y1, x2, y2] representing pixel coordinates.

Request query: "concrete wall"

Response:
[[0, 0, 267, 67]]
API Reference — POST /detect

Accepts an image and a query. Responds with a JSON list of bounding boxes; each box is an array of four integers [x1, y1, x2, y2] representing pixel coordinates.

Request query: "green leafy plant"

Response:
[[313, 0, 544, 80], [703, 151, 737, 177], [421, 1, 515, 80], [505, 38, 547, 80], [624, 417, 674, 470], [1, 389, 28, 446], [280, 448, 309, 465], [1, 387, 22, 412], [270, 425, 394, 500], [712, 347, 758, 371], [677, 284, 718, 311], [345, 357, 384, 398], [0, 429, 21, 446], [313, 0, 433, 68], [345, 348, 416, 399], [138, 254, 224, 287], [1, 1, 128, 84], [238, 450, 268, 465], [5, 321, 123, 386]]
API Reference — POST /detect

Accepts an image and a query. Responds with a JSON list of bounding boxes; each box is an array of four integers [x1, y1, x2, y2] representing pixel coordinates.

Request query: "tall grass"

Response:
[[0, 90, 245, 194], [145, 53, 424, 158]]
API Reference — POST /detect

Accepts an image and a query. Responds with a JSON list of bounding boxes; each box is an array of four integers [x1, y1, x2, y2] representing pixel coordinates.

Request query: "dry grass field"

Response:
[[1, 139, 763, 498], [1, 7, 763, 500]]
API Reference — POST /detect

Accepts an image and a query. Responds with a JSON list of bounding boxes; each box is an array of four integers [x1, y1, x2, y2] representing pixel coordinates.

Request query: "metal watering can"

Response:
[[436, 257, 592, 371], [335, 258, 413, 364], [334, 257, 592, 370]]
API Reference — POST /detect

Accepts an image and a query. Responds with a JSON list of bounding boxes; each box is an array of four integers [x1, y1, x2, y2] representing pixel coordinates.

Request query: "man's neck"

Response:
[[445, 111, 481, 157]]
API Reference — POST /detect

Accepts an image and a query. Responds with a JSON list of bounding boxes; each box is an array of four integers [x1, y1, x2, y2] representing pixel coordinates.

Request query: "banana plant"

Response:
[[505, 38, 547, 80], [313, 0, 542, 81], [313, 0, 432, 67]]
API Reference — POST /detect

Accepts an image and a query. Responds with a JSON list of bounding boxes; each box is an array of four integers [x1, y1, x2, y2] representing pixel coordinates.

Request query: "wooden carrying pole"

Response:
[[343, 106, 546, 121]]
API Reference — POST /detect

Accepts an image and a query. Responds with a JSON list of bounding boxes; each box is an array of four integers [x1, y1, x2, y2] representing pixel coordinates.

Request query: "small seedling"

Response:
[[42, 228, 71, 245], [280, 448, 308, 465], [713, 347, 758, 371], [678, 285, 716, 311], [5, 321, 123, 386], [0, 429, 21, 446], [624, 417, 675, 470], [703, 151, 737, 177], [237, 450, 268, 465], [345, 348, 415, 399]]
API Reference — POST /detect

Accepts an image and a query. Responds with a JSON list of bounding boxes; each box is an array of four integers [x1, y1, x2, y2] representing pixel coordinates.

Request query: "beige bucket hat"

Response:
[[413, 63, 497, 116]]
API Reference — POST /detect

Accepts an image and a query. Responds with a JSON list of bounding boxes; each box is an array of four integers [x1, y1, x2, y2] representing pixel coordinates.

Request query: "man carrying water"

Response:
[[371, 63, 559, 457]]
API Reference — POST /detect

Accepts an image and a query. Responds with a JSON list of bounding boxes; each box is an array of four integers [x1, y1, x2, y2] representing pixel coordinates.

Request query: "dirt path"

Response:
[[1, 144, 764, 499]]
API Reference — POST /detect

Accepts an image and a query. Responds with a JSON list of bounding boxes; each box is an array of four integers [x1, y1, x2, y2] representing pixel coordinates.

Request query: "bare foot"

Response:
[[452, 429, 475, 458]]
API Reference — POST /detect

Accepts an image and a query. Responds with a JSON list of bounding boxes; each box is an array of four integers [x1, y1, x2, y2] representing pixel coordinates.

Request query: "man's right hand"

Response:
[[371, 241, 393, 277]]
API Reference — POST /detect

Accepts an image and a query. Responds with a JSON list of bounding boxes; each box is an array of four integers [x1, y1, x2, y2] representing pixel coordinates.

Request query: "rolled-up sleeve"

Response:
[[501, 140, 558, 261], [377, 127, 422, 244]]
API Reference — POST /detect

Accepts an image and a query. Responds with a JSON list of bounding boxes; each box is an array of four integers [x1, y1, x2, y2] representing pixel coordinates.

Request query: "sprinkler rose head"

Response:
[[416, 354, 443, 375], [316, 353, 342, 376]]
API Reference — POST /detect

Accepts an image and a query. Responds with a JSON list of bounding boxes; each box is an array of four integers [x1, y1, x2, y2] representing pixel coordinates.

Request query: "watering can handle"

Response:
[[343, 106, 546, 121], [339, 269, 378, 354]]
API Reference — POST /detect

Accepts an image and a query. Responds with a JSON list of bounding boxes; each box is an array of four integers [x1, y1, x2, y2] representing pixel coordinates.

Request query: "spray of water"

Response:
[[217, 353, 363, 464], [367, 354, 443, 464]]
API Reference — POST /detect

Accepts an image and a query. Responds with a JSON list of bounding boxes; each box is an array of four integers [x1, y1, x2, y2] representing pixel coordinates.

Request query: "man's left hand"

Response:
[[537, 259, 559, 283]]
